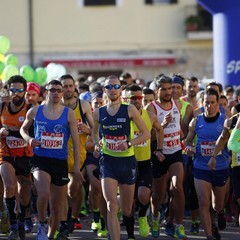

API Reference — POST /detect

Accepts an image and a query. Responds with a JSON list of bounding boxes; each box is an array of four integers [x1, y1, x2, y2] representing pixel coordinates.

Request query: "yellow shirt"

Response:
[[132, 109, 152, 161], [68, 100, 87, 172]]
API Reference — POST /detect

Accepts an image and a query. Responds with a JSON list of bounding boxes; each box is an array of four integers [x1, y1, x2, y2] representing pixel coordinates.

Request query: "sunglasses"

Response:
[[105, 84, 121, 90], [48, 88, 63, 93], [9, 88, 25, 94], [129, 95, 143, 101]]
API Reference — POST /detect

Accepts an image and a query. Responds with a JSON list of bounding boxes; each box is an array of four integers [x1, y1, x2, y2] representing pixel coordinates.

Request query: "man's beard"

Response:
[[12, 95, 25, 106]]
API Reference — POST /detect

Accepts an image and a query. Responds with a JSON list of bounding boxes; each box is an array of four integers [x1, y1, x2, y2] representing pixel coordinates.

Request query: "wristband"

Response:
[[155, 149, 163, 153]]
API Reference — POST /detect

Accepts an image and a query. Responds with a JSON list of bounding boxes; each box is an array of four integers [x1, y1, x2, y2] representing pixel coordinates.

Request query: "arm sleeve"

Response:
[[227, 128, 240, 153]]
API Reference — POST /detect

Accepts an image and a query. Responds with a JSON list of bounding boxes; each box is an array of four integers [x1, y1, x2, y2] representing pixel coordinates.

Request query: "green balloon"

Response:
[[3, 65, 19, 81], [0, 62, 4, 75], [20, 65, 35, 82], [4, 54, 18, 66], [0, 36, 10, 54], [35, 67, 47, 85]]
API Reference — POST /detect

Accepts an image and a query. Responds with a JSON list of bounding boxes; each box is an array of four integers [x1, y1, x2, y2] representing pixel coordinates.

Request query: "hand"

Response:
[[116, 141, 129, 151], [78, 123, 91, 135], [162, 112, 172, 128], [93, 143, 101, 158], [208, 157, 216, 170], [29, 138, 41, 147], [0, 128, 9, 138], [154, 150, 165, 162], [73, 169, 85, 184], [184, 145, 196, 157]]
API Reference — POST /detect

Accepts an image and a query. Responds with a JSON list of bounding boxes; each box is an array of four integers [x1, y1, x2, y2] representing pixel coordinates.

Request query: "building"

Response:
[[0, 0, 213, 83]]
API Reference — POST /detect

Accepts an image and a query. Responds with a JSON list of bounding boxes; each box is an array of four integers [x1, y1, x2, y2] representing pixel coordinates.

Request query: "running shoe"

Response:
[[164, 222, 175, 237], [174, 225, 188, 240], [151, 217, 160, 238], [8, 224, 18, 240], [138, 216, 150, 237], [190, 221, 200, 234], [0, 212, 9, 234], [217, 210, 226, 230], [97, 229, 108, 237], [91, 220, 101, 231], [24, 218, 33, 233], [212, 224, 221, 240], [36, 223, 48, 240], [79, 207, 88, 217]]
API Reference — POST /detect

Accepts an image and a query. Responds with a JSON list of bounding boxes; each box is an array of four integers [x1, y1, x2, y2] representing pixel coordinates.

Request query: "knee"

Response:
[[172, 183, 184, 196], [38, 191, 50, 203], [106, 200, 118, 215], [4, 183, 16, 197], [138, 192, 150, 206]]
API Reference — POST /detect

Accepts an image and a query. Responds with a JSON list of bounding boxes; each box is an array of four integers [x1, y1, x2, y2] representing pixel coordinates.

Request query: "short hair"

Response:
[[154, 74, 172, 89], [7, 75, 27, 90], [120, 72, 132, 79], [105, 75, 120, 83], [206, 81, 221, 92], [142, 87, 154, 95], [224, 85, 234, 94], [59, 74, 75, 82], [220, 95, 228, 102], [204, 87, 219, 101], [128, 84, 142, 92], [235, 86, 240, 97], [47, 80, 62, 87], [186, 76, 199, 83]]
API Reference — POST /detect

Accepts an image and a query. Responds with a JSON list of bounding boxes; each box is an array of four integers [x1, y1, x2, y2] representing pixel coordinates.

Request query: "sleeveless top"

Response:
[[194, 113, 229, 170], [132, 109, 152, 161], [228, 115, 239, 168], [67, 100, 87, 168], [33, 105, 70, 160], [151, 99, 181, 154], [0, 102, 33, 158], [99, 103, 134, 157]]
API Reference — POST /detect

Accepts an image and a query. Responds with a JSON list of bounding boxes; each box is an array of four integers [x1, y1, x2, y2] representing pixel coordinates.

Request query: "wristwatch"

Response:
[[126, 140, 132, 148]]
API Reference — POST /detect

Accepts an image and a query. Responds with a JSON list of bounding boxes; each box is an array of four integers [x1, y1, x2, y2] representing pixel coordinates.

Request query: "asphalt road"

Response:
[[0, 214, 239, 239]]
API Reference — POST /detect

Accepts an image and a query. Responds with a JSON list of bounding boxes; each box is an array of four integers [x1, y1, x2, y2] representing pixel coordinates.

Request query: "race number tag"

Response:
[[164, 131, 180, 148], [6, 136, 27, 148], [134, 131, 147, 147], [105, 135, 127, 152], [200, 141, 221, 156], [41, 132, 64, 149]]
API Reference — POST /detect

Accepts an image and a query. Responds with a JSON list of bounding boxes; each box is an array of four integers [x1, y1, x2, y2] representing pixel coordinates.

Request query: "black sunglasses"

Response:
[[105, 84, 121, 90], [9, 88, 25, 94], [48, 88, 63, 93]]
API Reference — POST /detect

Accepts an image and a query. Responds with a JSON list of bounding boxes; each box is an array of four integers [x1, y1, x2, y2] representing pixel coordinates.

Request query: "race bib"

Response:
[[41, 132, 64, 149], [200, 141, 221, 156], [105, 135, 127, 152], [6, 136, 27, 148], [134, 131, 147, 147], [164, 131, 180, 148]]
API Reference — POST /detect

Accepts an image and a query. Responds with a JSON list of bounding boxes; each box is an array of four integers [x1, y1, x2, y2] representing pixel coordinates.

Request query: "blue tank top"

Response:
[[99, 103, 134, 157], [194, 113, 229, 170], [33, 105, 70, 160]]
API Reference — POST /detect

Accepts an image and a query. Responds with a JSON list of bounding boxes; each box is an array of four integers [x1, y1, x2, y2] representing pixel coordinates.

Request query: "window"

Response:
[[145, 0, 177, 4], [84, 0, 116, 6]]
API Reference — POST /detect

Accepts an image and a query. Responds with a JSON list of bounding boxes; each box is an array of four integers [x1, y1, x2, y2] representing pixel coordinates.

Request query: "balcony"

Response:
[[185, 4, 212, 41]]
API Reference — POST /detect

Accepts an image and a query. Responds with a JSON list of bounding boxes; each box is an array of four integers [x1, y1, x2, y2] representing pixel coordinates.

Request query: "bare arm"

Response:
[[128, 104, 151, 146], [149, 111, 165, 162], [91, 108, 101, 158], [68, 108, 84, 182], [184, 118, 197, 156], [182, 104, 193, 138], [20, 106, 41, 147]]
